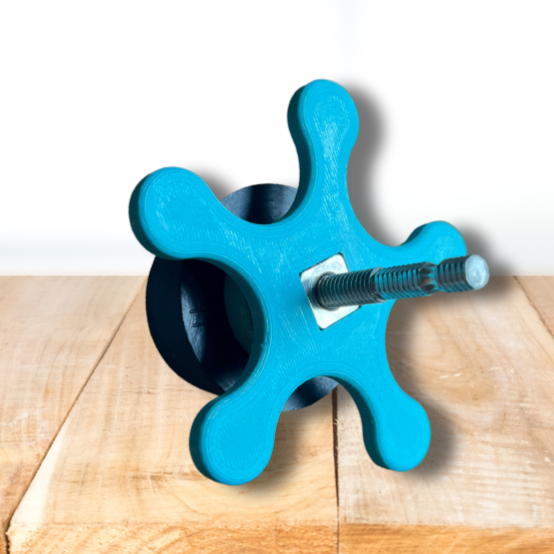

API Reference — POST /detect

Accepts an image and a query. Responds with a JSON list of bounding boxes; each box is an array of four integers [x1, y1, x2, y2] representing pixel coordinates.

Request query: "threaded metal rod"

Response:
[[315, 255, 489, 310]]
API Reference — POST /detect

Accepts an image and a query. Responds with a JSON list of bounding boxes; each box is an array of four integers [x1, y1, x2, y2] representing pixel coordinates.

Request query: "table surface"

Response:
[[1, 276, 553, 554]]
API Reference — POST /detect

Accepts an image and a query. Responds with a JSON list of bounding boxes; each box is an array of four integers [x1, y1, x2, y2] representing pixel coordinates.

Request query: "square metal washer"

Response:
[[300, 253, 359, 329]]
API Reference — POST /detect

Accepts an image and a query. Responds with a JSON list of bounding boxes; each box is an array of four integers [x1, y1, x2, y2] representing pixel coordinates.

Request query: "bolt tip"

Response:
[[465, 255, 490, 290]]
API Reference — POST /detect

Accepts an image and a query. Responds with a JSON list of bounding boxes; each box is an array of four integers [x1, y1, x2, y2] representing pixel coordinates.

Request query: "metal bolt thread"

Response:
[[315, 255, 489, 310]]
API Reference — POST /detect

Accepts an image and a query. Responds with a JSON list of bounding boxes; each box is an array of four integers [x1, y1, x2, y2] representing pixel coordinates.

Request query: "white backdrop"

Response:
[[1, 1, 553, 275]]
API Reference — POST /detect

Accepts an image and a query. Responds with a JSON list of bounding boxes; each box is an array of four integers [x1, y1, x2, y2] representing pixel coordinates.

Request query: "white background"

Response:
[[1, 1, 553, 275]]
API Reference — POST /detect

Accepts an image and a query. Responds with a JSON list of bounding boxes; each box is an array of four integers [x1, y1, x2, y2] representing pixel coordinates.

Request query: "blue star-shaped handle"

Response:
[[130, 80, 466, 485]]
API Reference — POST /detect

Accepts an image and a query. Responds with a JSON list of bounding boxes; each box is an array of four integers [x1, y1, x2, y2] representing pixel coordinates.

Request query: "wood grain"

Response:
[[340, 524, 554, 554], [336, 277, 554, 553], [8, 284, 337, 553], [0, 277, 143, 554]]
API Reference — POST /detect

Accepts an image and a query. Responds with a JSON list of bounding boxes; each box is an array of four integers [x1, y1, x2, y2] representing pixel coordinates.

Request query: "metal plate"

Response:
[[300, 253, 360, 329]]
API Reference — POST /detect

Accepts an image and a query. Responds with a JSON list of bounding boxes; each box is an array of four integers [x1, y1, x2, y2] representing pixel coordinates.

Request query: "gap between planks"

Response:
[[514, 276, 554, 342], [332, 388, 340, 554]]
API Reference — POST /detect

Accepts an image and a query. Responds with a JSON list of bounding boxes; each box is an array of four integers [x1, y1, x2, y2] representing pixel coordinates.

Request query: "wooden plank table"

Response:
[[2, 276, 554, 553]]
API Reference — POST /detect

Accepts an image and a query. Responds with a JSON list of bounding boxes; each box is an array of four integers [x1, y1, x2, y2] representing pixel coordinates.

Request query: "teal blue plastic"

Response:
[[129, 80, 466, 485]]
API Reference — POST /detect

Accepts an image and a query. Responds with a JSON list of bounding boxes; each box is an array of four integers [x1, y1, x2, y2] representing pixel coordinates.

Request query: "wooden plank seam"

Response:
[[332, 388, 340, 554], [514, 277, 554, 341]]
